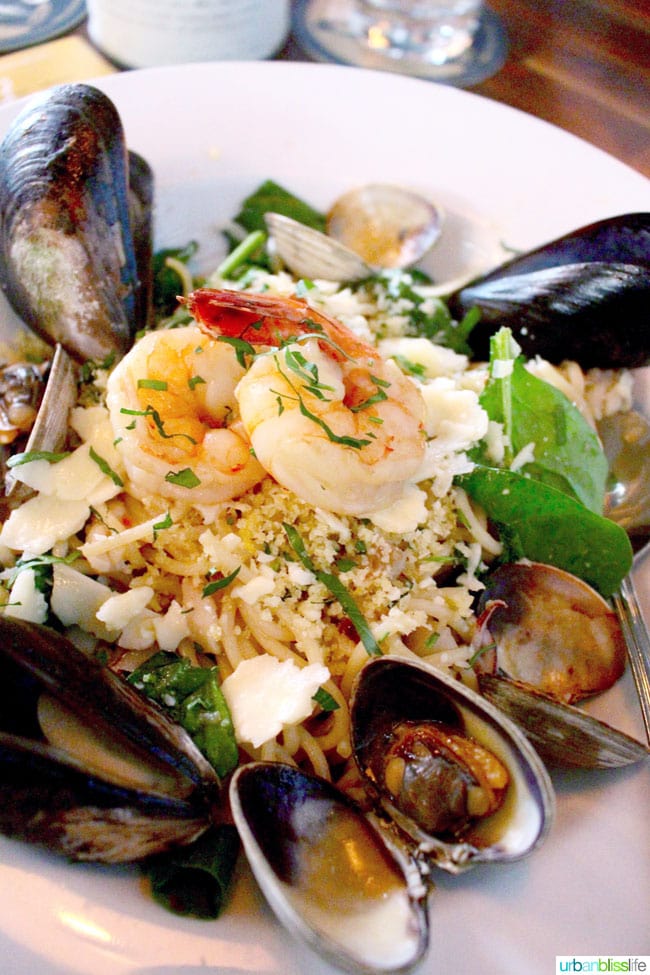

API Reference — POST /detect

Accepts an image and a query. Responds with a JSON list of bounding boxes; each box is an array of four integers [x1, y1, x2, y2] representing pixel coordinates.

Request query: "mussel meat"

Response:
[[475, 561, 650, 768], [349, 656, 555, 873], [0, 83, 152, 363], [0, 615, 220, 862], [447, 213, 650, 369]]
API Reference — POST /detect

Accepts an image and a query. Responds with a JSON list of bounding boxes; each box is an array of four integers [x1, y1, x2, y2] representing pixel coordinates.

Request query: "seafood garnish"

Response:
[[474, 561, 650, 768], [0, 615, 220, 862], [4, 344, 76, 502], [327, 184, 443, 269], [0, 84, 151, 362], [0, 359, 47, 446], [478, 675, 650, 769], [448, 213, 650, 368], [266, 184, 442, 284], [349, 657, 555, 873], [475, 562, 627, 704], [184, 288, 427, 516], [105, 325, 266, 504], [230, 761, 430, 975]]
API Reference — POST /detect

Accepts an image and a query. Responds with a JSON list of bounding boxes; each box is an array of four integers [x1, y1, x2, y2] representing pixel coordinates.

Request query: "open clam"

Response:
[[475, 561, 650, 768], [0, 83, 152, 362], [0, 615, 220, 862], [265, 184, 442, 283], [230, 762, 430, 975], [349, 656, 554, 873], [267, 209, 650, 371], [229, 655, 554, 972]]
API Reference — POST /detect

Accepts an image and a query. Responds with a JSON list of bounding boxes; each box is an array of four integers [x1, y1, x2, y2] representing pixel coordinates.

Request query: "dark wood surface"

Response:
[[283, 0, 650, 178]]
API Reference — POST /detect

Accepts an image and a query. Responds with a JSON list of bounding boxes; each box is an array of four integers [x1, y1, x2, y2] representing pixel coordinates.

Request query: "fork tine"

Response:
[[612, 574, 650, 745]]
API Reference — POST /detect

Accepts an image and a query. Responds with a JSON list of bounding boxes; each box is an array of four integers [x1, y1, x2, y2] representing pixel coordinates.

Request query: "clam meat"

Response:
[[0, 358, 48, 445], [266, 183, 443, 283], [349, 656, 555, 874], [475, 561, 650, 768]]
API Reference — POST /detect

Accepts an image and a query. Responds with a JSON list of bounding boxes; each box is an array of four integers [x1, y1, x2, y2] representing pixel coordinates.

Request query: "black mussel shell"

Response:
[[0, 616, 219, 862], [128, 150, 154, 333], [448, 213, 650, 369], [0, 83, 151, 362]]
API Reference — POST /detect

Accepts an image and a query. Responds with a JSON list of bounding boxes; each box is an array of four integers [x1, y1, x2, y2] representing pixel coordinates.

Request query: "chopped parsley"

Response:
[[165, 468, 201, 489]]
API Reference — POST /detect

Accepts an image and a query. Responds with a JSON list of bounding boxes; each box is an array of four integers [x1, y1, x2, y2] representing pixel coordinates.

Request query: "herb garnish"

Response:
[[89, 447, 124, 487], [121, 406, 197, 445], [165, 468, 201, 489], [284, 524, 381, 656], [202, 566, 241, 597], [7, 449, 70, 468]]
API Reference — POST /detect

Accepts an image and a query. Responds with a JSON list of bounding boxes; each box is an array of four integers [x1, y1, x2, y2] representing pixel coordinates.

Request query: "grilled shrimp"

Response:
[[106, 324, 266, 504], [184, 288, 427, 516]]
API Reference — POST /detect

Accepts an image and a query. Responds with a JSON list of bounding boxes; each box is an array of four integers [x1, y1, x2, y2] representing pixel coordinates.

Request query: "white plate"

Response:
[[0, 61, 649, 975]]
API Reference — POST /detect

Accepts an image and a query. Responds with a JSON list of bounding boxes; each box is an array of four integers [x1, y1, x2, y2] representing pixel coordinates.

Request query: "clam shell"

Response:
[[230, 761, 429, 975], [265, 211, 373, 281], [350, 656, 555, 873], [478, 675, 650, 769]]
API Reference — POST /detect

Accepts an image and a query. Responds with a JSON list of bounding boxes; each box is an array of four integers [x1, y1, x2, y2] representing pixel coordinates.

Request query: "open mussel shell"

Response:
[[478, 675, 650, 769], [447, 213, 650, 369], [0, 615, 220, 862], [0, 83, 150, 362], [230, 761, 430, 975], [350, 656, 555, 874]]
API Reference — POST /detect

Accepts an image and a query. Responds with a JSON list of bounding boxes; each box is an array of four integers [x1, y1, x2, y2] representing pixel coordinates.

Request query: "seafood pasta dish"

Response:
[[0, 225, 634, 776], [0, 81, 647, 973]]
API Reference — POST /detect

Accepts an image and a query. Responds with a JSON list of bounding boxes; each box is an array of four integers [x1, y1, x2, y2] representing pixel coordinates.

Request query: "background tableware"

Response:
[[292, 0, 508, 84], [86, 0, 290, 68]]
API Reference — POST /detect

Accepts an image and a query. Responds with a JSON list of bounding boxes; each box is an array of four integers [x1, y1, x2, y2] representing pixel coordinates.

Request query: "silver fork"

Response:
[[612, 568, 650, 745]]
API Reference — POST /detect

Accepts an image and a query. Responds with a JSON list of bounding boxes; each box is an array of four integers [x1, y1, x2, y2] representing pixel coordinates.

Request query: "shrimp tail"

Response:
[[184, 288, 374, 362]]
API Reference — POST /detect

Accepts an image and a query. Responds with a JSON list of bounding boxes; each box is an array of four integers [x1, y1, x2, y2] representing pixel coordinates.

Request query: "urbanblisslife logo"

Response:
[[556, 959, 649, 973]]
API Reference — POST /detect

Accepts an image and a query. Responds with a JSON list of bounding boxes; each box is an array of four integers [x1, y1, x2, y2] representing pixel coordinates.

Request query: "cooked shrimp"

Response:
[[105, 324, 266, 504], [184, 288, 427, 516]]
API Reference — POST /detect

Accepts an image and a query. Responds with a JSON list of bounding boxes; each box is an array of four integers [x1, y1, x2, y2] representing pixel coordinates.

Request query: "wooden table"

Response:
[[283, 0, 650, 179]]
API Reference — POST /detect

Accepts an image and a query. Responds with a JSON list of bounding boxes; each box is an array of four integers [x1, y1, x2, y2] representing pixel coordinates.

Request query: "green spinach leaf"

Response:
[[457, 466, 632, 596], [144, 824, 240, 919], [474, 355, 607, 512], [233, 179, 326, 235], [128, 651, 238, 779], [152, 241, 199, 317]]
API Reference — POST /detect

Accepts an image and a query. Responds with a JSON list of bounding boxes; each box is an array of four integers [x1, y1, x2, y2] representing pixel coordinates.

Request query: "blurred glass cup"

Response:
[[294, 0, 507, 85], [359, 0, 484, 64], [86, 0, 290, 69]]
